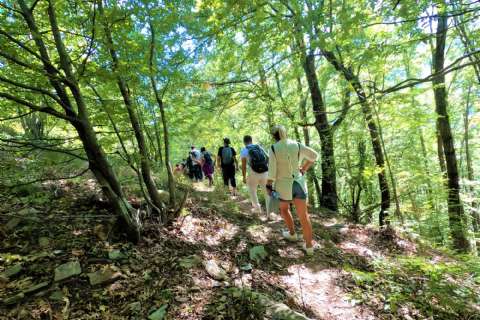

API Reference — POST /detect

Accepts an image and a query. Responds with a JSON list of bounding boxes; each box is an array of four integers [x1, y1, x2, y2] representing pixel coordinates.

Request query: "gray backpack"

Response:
[[221, 147, 234, 165]]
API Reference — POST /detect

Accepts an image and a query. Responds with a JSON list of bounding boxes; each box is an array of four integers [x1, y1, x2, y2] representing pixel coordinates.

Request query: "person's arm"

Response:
[[233, 148, 239, 171], [299, 144, 318, 175], [241, 157, 247, 183], [266, 147, 276, 193]]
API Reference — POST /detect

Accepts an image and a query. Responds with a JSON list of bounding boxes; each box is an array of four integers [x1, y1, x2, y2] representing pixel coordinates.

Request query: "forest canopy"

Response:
[[1, 0, 480, 319]]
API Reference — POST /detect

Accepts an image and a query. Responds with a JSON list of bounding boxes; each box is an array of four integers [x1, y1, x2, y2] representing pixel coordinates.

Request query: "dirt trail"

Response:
[[185, 183, 376, 320]]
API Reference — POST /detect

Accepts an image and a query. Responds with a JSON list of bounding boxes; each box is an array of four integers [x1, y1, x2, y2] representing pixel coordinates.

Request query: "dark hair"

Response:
[[243, 135, 252, 144], [200, 147, 206, 152], [223, 137, 230, 145], [273, 131, 281, 142], [191, 145, 195, 149]]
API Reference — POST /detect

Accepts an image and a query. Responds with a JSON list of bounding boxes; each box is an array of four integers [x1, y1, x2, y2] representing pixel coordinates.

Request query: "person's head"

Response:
[[271, 125, 287, 142], [200, 147, 206, 152], [223, 137, 230, 146], [191, 145, 195, 150], [243, 135, 252, 146]]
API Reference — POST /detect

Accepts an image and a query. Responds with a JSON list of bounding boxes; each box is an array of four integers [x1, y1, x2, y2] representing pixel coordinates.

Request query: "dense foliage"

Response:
[[0, 1, 479, 248]]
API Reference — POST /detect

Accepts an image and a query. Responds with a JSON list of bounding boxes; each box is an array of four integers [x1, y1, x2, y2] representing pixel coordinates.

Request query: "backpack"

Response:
[[203, 152, 213, 165], [221, 147, 234, 165], [247, 145, 268, 173], [186, 156, 193, 169]]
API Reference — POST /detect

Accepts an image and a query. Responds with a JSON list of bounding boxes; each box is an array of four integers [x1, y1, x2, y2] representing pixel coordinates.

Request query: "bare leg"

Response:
[[293, 198, 313, 248], [280, 201, 295, 235]]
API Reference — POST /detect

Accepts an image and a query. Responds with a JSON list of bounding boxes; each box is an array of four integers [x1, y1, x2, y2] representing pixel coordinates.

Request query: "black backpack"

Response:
[[247, 145, 268, 173], [203, 152, 213, 165]]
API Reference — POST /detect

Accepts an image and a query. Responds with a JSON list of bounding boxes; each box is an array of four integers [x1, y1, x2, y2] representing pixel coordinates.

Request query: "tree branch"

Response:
[[0, 91, 75, 122], [0, 137, 87, 161]]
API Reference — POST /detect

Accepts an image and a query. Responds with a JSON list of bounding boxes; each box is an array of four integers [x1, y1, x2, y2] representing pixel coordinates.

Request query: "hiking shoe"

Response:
[[282, 230, 298, 241], [303, 243, 314, 256]]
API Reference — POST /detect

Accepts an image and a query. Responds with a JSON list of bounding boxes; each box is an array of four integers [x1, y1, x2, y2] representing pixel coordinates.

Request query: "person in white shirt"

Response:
[[190, 145, 203, 182], [266, 125, 318, 256], [240, 135, 270, 217]]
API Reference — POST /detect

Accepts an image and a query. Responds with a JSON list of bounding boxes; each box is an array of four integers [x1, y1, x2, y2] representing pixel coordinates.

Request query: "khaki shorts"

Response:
[[280, 181, 307, 201]]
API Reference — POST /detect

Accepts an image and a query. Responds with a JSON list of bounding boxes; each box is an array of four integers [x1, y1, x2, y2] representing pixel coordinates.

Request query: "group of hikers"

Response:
[[175, 125, 319, 255]]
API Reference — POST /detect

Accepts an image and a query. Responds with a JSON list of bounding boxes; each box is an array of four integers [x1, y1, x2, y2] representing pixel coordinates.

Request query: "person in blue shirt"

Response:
[[240, 135, 270, 217]]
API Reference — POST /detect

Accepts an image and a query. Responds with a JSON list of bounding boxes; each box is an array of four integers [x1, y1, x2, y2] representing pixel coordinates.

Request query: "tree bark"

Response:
[[98, 1, 165, 214], [297, 78, 321, 208], [148, 21, 176, 206], [259, 67, 274, 133], [293, 29, 338, 212], [453, 5, 480, 84], [320, 49, 391, 225], [372, 98, 402, 223], [463, 86, 479, 232], [432, 12, 471, 252]]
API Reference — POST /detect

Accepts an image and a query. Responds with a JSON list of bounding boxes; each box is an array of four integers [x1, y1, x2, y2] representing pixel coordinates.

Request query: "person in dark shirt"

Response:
[[217, 137, 238, 196]]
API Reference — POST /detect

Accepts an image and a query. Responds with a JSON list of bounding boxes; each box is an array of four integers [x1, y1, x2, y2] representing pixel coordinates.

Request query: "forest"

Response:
[[0, 0, 479, 319]]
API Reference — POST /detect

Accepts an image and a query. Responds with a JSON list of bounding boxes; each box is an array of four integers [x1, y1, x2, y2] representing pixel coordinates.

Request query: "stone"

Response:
[[249, 245, 268, 263], [18, 207, 40, 215], [94, 224, 108, 241], [148, 305, 168, 320], [203, 260, 227, 280], [39, 237, 50, 248], [2, 264, 22, 278], [0, 275, 8, 284], [54, 261, 81, 282], [5, 217, 21, 231], [49, 290, 64, 301], [108, 249, 127, 261], [87, 267, 122, 286], [157, 190, 170, 203], [23, 281, 49, 294], [128, 301, 141, 314], [179, 255, 202, 269], [3, 292, 24, 305]]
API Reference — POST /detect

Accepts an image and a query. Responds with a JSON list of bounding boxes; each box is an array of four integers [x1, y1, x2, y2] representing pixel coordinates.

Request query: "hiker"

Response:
[[266, 125, 318, 256], [240, 135, 270, 216], [185, 156, 194, 180], [174, 163, 184, 176], [190, 145, 203, 182], [200, 147, 215, 187], [217, 137, 238, 196]]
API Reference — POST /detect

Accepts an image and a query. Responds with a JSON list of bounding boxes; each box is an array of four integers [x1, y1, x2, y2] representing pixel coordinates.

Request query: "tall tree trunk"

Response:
[[463, 86, 479, 232], [258, 67, 274, 133], [320, 49, 391, 225], [372, 99, 402, 223], [419, 130, 436, 209], [16, 0, 140, 241], [98, 2, 165, 214], [294, 29, 338, 212], [148, 21, 175, 205], [153, 115, 164, 165], [297, 78, 321, 208], [452, 5, 480, 84], [432, 12, 471, 252]]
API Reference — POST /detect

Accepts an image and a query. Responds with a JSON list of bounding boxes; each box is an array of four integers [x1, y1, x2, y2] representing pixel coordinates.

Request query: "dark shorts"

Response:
[[221, 164, 236, 188], [280, 181, 307, 201]]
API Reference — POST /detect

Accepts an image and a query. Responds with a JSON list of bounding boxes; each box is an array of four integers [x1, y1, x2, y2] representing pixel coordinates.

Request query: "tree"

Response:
[[0, 0, 140, 240], [432, 8, 471, 252]]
